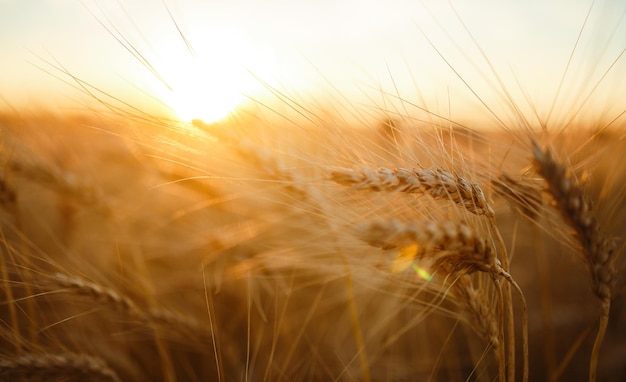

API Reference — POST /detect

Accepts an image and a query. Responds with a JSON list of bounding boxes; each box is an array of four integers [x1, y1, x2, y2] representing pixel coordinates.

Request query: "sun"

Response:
[[154, 55, 252, 123], [142, 33, 274, 124]]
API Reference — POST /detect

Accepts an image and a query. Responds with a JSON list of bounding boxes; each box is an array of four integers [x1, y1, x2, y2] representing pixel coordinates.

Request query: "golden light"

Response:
[[392, 243, 433, 281], [155, 56, 249, 123], [149, 38, 272, 123], [392, 243, 420, 273]]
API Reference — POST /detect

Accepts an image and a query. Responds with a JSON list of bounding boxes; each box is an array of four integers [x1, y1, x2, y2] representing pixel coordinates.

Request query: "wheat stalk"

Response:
[[51, 272, 142, 316], [451, 274, 501, 373], [356, 217, 528, 381], [331, 167, 494, 217], [453, 275, 499, 347], [48, 273, 208, 340], [0, 353, 120, 382], [333, 163, 526, 380], [356, 218, 507, 379], [532, 143, 617, 382]]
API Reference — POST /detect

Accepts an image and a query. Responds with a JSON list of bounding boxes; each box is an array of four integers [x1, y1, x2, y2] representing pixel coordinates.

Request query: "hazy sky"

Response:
[[1, 0, 624, 126]]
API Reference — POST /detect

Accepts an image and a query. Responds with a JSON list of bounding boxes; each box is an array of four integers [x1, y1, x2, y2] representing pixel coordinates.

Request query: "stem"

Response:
[[488, 220, 515, 381], [589, 297, 610, 382], [502, 271, 529, 382], [551, 327, 591, 382], [493, 277, 507, 382]]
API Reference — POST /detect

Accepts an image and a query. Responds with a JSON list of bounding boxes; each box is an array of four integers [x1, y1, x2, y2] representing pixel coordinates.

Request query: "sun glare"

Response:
[[154, 55, 252, 123], [144, 31, 275, 124]]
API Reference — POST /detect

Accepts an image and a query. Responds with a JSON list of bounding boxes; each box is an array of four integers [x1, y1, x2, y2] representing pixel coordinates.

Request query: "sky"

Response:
[[1, 0, 625, 127]]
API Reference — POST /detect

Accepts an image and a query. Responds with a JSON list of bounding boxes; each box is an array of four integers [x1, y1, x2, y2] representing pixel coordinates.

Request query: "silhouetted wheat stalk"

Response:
[[532, 142, 618, 382]]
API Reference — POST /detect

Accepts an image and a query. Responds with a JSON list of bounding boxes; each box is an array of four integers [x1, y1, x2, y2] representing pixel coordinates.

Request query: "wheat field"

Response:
[[1, 2, 626, 382], [0, 107, 624, 381]]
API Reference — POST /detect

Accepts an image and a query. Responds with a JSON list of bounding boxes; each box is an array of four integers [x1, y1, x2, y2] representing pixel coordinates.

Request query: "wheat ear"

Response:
[[532, 143, 616, 382], [452, 275, 500, 362], [0, 353, 120, 382], [357, 218, 527, 381], [332, 167, 494, 217], [357, 218, 507, 379], [356, 219, 500, 275], [49, 273, 207, 340]]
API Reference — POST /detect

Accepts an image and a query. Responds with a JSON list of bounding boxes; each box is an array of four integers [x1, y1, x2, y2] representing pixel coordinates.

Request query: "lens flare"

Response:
[[411, 263, 433, 281], [391, 243, 432, 281]]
